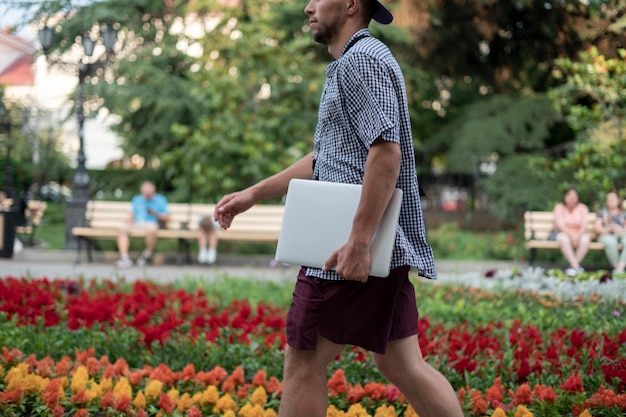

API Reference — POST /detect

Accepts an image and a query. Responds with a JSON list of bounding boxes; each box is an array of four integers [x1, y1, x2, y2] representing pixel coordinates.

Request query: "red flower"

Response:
[[0, 389, 23, 404], [158, 393, 176, 414], [196, 366, 228, 387], [74, 409, 89, 417], [561, 373, 584, 393], [532, 384, 556, 403], [101, 391, 116, 410], [43, 379, 62, 409], [187, 406, 203, 417], [116, 396, 132, 414], [252, 370, 268, 387]]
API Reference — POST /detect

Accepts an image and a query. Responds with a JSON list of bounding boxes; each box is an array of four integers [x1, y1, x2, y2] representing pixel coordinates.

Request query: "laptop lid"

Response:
[[275, 179, 402, 278]]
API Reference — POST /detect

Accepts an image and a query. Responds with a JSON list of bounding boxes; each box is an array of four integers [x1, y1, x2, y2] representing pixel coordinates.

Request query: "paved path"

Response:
[[0, 248, 524, 283]]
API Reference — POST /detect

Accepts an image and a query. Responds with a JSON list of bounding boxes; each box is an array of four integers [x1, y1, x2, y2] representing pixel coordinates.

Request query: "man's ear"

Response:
[[346, 0, 360, 17]]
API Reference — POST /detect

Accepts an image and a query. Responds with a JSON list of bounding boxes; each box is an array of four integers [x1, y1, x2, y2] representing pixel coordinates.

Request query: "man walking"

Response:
[[214, 0, 464, 415]]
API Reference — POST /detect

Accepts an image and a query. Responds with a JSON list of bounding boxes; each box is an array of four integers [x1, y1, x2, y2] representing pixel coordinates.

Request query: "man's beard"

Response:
[[312, 16, 340, 45]]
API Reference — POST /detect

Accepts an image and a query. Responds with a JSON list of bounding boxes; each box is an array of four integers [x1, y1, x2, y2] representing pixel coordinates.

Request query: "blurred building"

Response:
[[0, 27, 122, 169]]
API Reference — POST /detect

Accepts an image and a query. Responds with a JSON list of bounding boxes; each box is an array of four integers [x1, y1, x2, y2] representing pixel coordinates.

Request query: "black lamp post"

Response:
[[0, 101, 14, 199], [39, 24, 117, 248]]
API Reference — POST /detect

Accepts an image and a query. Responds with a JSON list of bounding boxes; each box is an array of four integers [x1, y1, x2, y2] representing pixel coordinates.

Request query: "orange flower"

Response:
[[86, 357, 102, 376], [196, 366, 228, 387], [177, 393, 194, 412], [213, 394, 238, 414], [150, 364, 177, 385], [1, 347, 23, 363], [231, 366, 245, 385], [222, 377, 237, 394], [252, 370, 268, 387], [54, 355, 73, 376], [328, 369, 348, 396], [491, 408, 507, 417], [513, 404, 533, 417], [75, 347, 96, 364], [158, 392, 176, 414], [364, 382, 387, 401], [513, 383, 533, 405], [36, 356, 55, 378], [180, 363, 196, 381], [129, 370, 144, 386], [347, 384, 366, 404], [470, 390, 488, 415], [250, 386, 268, 406], [267, 377, 281, 395], [486, 377, 505, 404]]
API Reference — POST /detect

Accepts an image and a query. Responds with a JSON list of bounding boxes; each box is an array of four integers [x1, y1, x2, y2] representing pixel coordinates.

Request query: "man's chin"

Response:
[[312, 32, 330, 45]]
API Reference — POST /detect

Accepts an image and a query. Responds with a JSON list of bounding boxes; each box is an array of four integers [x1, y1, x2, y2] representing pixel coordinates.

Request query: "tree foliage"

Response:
[[537, 46, 626, 205]]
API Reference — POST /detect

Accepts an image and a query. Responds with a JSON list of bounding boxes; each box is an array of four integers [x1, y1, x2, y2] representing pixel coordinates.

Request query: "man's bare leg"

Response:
[[278, 335, 343, 417], [373, 335, 463, 417]]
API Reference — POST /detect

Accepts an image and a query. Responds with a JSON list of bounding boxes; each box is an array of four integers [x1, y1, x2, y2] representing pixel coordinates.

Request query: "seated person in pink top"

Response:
[[552, 188, 590, 276]]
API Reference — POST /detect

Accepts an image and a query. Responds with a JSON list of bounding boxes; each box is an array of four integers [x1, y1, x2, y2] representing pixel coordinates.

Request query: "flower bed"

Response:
[[1, 276, 625, 416]]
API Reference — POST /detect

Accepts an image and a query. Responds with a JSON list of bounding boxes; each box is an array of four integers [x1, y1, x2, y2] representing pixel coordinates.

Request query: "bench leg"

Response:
[[75, 237, 83, 264], [529, 247, 537, 267], [87, 239, 94, 263], [177, 238, 185, 266]]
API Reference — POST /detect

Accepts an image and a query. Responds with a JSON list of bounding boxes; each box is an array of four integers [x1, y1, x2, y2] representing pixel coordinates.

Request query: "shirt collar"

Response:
[[339, 28, 371, 58]]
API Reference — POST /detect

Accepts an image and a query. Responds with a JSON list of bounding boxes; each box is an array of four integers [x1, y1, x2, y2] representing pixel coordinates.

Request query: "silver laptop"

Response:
[[275, 179, 403, 277]]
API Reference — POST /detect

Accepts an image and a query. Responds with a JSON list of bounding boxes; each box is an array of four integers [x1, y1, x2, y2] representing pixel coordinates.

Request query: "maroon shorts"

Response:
[[286, 266, 418, 354]]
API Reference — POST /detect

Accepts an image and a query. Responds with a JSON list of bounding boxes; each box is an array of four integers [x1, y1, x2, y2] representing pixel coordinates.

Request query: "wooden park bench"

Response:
[[1, 198, 48, 245], [523, 211, 621, 266], [71, 201, 285, 265]]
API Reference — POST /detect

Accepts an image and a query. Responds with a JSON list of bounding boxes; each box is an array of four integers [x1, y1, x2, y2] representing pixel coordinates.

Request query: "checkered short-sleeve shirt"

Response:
[[307, 29, 437, 280]]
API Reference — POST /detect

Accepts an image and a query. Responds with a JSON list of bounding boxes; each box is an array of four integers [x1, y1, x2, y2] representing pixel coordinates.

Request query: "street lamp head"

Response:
[[101, 25, 117, 52], [81, 35, 96, 57], [39, 26, 54, 54]]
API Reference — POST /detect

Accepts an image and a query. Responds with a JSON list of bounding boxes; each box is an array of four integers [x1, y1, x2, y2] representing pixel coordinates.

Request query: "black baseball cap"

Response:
[[372, 0, 393, 24]]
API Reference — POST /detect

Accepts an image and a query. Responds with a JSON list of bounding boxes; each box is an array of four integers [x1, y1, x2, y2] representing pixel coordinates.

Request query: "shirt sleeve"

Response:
[[157, 195, 169, 214], [337, 53, 399, 149]]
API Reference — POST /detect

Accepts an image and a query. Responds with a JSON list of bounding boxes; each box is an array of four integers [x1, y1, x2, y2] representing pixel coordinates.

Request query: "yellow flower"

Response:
[[134, 391, 147, 409], [404, 405, 419, 417], [239, 403, 265, 417], [224, 411, 236, 417], [191, 392, 203, 404], [59, 376, 69, 389], [113, 377, 133, 401], [71, 366, 89, 393], [4, 363, 29, 390], [492, 408, 507, 417], [374, 405, 397, 417], [514, 405, 534, 417], [21, 374, 45, 394], [99, 377, 112, 393], [326, 405, 347, 417], [214, 394, 238, 413], [202, 385, 220, 404], [177, 393, 193, 412], [0, 364, 5, 379], [264, 409, 278, 417], [578, 411, 593, 417], [346, 403, 370, 417], [145, 380, 163, 401], [167, 388, 180, 403], [249, 386, 268, 406], [85, 380, 103, 401]]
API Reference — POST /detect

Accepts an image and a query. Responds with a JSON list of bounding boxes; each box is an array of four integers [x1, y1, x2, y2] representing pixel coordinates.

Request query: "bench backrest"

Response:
[[524, 211, 598, 240], [84, 200, 285, 239], [1, 199, 47, 226]]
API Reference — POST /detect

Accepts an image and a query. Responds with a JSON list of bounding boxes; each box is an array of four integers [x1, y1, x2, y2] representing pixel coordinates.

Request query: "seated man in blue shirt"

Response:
[[116, 181, 170, 269]]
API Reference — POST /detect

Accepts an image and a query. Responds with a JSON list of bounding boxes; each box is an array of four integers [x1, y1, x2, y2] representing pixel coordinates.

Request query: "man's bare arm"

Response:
[[214, 152, 314, 229]]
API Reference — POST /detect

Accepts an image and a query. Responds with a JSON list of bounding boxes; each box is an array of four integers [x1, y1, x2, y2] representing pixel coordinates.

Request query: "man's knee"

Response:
[[145, 223, 158, 236], [118, 223, 131, 236]]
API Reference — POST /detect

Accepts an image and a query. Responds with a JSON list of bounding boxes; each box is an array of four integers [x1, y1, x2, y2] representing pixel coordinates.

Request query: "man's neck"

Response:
[[328, 24, 368, 59]]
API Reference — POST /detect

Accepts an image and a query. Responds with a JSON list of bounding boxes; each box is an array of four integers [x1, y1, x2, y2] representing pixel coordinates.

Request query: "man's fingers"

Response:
[[323, 251, 339, 272]]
